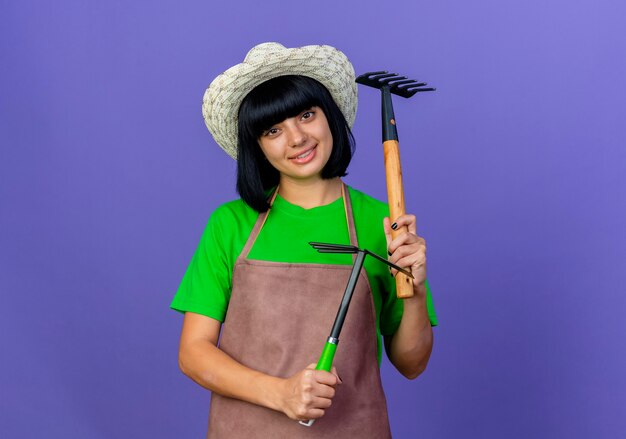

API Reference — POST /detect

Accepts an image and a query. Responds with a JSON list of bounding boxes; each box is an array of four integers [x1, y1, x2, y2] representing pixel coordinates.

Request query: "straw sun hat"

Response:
[[202, 42, 357, 159]]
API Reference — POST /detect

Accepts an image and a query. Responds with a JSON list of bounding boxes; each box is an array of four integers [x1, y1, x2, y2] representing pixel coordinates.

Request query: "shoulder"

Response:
[[199, 198, 259, 250], [210, 197, 259, 226]]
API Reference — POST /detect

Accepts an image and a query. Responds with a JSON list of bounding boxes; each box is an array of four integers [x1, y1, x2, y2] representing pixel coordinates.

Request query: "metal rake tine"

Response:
[[400, 87, 436, 98], [398, 81, 427, 88], [374, 74, 418, 87], [312, 246, 356, 252], [371, 73, 401, 83], [390, 81, 435, 98], [410, 87, 436, 92], [390, 263, 414, 279], [356, 71, 401, 85], [315, 249, 359, 254], [309, 242, 359, 253], [363, 250, 414, 279], [387, 79, 415, 87], [399, 81, 435, 92], [309, 241, 356, 248]]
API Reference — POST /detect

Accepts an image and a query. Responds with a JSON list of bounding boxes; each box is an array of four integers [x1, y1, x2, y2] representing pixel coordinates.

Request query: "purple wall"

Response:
[[2, 1, 625, 437]]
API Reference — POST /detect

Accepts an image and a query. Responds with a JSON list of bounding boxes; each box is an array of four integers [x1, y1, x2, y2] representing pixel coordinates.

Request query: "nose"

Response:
[[285, 122, 307, 147]]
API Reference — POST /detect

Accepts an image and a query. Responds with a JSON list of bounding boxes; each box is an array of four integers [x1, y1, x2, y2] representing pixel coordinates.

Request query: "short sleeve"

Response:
[[170, 211, 234, 322]]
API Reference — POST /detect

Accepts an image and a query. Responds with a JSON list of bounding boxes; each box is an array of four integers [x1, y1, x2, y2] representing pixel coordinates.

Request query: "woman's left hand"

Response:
[[383, 214, 427, 291]]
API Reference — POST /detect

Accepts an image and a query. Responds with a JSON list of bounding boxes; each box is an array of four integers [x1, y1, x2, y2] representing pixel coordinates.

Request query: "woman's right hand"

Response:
[[278, 363, 342, 421]]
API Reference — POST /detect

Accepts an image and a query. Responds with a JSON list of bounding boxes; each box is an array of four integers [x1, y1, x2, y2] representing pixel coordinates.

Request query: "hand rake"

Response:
[[299, 242, 413, 427], [356, 71, 435, 298]]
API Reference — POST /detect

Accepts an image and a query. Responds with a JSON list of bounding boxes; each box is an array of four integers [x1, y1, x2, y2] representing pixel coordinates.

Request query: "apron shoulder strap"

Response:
[[239, 189, 278, 259], [342, 183, 358, 248]]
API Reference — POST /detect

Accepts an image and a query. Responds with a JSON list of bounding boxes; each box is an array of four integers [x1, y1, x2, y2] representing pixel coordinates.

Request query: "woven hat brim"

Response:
[[202, 43, 357, 159]]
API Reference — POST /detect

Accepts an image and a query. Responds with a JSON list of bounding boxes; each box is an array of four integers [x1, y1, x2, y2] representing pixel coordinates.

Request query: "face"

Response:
[[258, 106, 333, 183]]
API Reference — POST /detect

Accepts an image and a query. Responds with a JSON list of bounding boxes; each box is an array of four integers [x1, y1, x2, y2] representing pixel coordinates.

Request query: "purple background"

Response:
[[2, 1, 625, 437]]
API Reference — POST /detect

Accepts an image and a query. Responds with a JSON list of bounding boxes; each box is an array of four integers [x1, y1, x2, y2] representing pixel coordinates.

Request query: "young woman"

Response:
[[171, 43, 438, 438]]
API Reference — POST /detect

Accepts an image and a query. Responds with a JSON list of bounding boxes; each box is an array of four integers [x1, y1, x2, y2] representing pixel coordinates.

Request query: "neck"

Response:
[[277, 176, 343, 209]]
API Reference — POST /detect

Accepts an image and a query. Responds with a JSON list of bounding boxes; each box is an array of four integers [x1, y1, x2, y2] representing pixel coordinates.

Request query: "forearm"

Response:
[[179, 339, 284, 412], [178, 313, 339, 421], [387, 283, 434, 379]]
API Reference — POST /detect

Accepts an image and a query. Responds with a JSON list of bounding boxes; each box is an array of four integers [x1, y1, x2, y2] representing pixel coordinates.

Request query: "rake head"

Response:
[[356, 71, 435, 98], [309, 242, 414, 278]]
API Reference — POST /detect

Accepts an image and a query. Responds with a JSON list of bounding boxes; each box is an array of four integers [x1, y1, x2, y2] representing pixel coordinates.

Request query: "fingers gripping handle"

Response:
[[299, 340, 337, 427], [384, 140, 414, 299]]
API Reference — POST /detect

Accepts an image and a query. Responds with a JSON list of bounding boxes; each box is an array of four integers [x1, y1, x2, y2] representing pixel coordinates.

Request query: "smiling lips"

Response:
[[288, 145, 317, 164]]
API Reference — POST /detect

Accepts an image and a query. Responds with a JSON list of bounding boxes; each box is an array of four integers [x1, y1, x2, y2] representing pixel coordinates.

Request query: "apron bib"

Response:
[[208, 185, 392, 438]]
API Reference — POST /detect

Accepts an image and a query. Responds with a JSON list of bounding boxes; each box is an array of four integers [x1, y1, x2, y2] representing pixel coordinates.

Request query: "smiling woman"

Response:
[[171, 43, 437, 438]]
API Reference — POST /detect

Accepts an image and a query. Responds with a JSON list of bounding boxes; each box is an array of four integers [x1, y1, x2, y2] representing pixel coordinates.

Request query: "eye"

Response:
[[301, 109, 315, 120], [262, 127, 279, 137]]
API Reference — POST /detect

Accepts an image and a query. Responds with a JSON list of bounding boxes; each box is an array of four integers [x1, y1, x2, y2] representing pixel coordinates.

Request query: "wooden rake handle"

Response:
[[383, 139, 414, 299]]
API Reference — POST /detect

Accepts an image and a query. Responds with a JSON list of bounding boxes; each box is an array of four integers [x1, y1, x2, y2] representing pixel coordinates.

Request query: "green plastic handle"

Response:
[[299, 341, 339, 427], [315, 341, 337, 372]]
